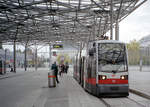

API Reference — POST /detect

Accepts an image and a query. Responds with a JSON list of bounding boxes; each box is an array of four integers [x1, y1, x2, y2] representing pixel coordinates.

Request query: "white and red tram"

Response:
[[74, 40, 129, 97]]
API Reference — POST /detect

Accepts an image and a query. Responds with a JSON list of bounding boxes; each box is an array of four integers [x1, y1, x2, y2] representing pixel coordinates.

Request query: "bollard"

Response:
[[48, 71, 56, 87]]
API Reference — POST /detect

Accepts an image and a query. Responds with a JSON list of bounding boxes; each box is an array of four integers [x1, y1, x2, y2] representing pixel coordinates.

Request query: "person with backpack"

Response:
[[51, 61, 59, 84]]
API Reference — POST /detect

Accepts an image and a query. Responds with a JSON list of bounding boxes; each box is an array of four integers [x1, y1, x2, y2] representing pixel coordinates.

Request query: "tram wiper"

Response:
[[98, 58, 113, 65], [116, 64, 124, 72]]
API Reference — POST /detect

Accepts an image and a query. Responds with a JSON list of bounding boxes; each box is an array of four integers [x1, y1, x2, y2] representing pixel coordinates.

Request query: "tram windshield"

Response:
[[98, 43, 127, 72]]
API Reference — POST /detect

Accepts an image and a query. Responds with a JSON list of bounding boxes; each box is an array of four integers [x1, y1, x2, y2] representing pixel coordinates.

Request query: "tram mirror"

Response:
[[89, 48, 95, 56], [89, 51, 93, 56]]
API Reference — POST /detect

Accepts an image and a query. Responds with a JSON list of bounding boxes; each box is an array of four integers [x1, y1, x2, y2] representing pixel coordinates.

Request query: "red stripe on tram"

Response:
[[48, 75, 56, 78], [85, 78, 128, 85], [99, 79, 128, 84], [85, 78, 96, 85]]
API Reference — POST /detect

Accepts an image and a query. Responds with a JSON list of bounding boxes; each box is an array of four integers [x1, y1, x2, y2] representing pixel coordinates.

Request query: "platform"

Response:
[[33, 73, 105, 107], [129, 66, 150, 98], [0, 68, 34, 80], [0, 66, 150, 107]]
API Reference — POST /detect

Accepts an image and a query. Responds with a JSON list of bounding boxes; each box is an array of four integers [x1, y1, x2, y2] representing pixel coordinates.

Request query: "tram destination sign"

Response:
[[53, 44, 63, 49]]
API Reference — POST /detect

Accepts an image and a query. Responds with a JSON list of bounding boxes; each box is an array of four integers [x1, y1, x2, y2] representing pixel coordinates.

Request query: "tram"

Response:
[[74, 40, 129, 97]]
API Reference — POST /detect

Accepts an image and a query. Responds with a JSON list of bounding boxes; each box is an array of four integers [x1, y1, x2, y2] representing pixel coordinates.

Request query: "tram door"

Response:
[[79, 57, 81, 84], [81, 57, 85, 87], [86, 56, 92, 91], [91, 56, 97, 94]]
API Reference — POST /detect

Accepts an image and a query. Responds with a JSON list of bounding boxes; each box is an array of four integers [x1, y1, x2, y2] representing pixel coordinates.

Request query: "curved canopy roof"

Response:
[[139, 34, 150, 47], [0, 0, 147, 45]]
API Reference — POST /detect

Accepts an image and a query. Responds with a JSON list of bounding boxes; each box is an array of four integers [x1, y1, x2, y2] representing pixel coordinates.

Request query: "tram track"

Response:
[[129, 89, 150, 100], [99, 98, 111, 107], [126, 96, 146, 107], [128, 91, 150, 107], [98, 92, 150, 107]]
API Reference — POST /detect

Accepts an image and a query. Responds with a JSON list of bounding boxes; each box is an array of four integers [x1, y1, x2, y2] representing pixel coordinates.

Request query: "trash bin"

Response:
[[48, 70, 56, 87]]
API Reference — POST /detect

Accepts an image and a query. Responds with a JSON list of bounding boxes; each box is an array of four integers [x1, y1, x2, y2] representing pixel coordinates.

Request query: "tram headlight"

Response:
[[99, 75, 107, 80], [120, 75, 128, 80]]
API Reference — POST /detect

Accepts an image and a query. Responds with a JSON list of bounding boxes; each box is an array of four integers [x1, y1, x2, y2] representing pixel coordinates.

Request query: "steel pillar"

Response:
[[0, 41, 2, 49], [115, 21, 119, 40], [24, 44, 27, 71], [13, 40, 16, 73], [110, 0, 113, 40], [35, 47, 37, 71], [49, 43, 52, 70], [4, 49, 7, 74]]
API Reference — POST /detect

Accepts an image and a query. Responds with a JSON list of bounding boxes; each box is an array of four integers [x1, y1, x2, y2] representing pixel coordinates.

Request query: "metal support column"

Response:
[[49, 43, 52, 70], [4, 49, 7, 74], [35, 47, 37, 71], [79, 42, 82, 84], [115, 21, 119, 40], [0, 41, 2, 49], [110, 0, 113, 40], [139, 47, 143, 71], [24, 43, 27, 71], [93, 15, 96, 40], [13, 40, 16, 73]]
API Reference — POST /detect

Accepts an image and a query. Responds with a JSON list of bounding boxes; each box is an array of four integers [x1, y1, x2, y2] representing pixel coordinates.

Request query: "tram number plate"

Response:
[[110, 87, 119, 90]]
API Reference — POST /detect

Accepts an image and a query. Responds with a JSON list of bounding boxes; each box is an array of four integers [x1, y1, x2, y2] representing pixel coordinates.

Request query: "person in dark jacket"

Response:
[[59, 63, 65, 76], [65, 62, 69, 74], [51, 62, 59, 83]]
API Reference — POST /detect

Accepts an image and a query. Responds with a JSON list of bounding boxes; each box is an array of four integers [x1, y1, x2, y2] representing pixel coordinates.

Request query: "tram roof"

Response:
[[0, 0, 147, 46], [95, 40, 125, 44]]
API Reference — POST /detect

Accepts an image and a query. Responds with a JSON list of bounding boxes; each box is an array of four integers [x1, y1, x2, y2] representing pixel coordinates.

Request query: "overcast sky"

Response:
[[119, 0, 150, 43]]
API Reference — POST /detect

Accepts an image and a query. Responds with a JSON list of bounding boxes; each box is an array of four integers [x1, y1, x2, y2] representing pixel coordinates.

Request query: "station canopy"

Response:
[[0, 0, 147, 45]]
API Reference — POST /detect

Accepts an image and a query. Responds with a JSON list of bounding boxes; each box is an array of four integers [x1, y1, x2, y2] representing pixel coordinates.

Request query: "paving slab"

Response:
[[129, 66, 150, 99], [33, 73, 105, 107], [1, 66, 150, 106], [0, 67, 35, 79]]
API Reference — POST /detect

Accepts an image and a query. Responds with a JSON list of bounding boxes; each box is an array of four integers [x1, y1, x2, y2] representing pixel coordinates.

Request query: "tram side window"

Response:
[[91, 59, 96, 78], [87, 57, 92, 78]]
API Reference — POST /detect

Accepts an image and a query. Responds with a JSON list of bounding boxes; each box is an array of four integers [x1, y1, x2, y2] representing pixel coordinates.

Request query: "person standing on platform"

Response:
[[59, 62, 65, 76], [65, 62, 69, 74], [51, 62, 59, 84]]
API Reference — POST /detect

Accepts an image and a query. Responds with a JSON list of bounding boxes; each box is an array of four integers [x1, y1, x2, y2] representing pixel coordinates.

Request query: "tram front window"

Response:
[[98, 43, 127, 72]]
